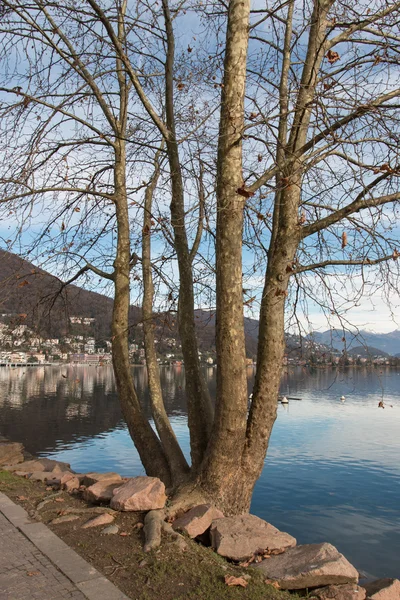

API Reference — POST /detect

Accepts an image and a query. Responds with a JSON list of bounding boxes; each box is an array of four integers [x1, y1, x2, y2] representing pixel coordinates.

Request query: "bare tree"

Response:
[[0, 0, 399, 514]]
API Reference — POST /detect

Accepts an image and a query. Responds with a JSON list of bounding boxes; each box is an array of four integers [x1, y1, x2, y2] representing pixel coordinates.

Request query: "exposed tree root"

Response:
[[165, 482, 209, 520], [161, 521, 188, 552], [143, 509, 165, 553], [63, 506, 117, 515], [34, 491, 64, 518]]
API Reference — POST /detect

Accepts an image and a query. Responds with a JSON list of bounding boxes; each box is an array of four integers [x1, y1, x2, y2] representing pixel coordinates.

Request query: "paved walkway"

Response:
[[0, 492, 129, 600]]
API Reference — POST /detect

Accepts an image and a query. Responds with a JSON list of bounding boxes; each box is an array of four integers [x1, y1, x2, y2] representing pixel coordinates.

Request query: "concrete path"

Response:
[[0, 492, 129, 600]]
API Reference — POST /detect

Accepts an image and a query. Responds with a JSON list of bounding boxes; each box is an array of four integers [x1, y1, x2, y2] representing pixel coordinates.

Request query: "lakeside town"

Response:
[[1, 312, 399, 368]]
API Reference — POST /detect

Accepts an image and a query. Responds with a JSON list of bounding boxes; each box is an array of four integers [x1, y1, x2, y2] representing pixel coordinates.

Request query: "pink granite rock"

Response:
[[60, 472, 84, 491], [81, 513, 115, 529], [4, 458, 71, 473], [364, 579, 400, 600], [64, 477, 81, 492], [110, 477, 166, 511], [81, 472, 122, 487], [172, 504, 224, 538], [83, 481, 123, 504], [255, 543, 359, 589], [210, 514, 296, 562], [312, 584, 367, 600]]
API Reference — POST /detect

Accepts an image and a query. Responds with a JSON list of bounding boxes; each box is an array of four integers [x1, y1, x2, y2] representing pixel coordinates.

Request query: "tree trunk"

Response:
[[142, 153, 190, 485], [112, 142, 172, 486], [197, 0, 251, 510], [162, 0, 214, 471]]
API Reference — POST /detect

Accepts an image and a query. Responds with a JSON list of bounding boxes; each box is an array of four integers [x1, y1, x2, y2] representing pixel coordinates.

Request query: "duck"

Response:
[[340, 395, 346, 402]]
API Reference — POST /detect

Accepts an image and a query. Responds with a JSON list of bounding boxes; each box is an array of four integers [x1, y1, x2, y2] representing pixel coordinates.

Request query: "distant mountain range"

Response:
[[308, 329, 400, 357], [1, 249, 399, 356]]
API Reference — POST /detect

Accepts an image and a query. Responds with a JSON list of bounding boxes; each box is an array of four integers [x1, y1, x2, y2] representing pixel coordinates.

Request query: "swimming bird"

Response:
[[340, 395, 346, 402]]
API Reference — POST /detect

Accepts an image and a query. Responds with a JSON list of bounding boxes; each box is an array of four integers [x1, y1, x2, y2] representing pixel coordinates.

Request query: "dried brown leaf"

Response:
[[265, 579, 281, 589], [326, 50, 340, 64], [225, 575, 248, 588]]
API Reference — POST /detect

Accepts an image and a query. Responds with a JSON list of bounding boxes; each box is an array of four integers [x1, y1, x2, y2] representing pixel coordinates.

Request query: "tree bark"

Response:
[[162, 0, 214, 471], [197, 0, 251, 511], [112, 143, 172, 486], [142, 152, 190, 485], [241, 0, 334, 490]]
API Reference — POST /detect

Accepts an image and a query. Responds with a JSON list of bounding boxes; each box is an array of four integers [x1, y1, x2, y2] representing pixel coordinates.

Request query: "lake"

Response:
[[0, 364, 399, 579]]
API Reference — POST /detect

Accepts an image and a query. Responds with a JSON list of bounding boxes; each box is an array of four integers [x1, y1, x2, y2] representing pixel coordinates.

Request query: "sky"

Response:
[[303, 293, 400, 334]]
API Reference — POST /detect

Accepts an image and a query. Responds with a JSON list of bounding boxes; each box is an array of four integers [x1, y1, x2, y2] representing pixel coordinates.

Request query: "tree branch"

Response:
[[296, 253, 398, 274]]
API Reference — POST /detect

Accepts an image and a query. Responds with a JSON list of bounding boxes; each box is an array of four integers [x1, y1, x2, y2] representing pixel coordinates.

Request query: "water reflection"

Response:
[[0, 365, 399, 579]]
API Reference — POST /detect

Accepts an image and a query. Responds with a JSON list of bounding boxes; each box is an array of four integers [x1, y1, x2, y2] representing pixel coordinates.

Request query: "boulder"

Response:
[[60, 472, 84, 491], [311, 584, 367, 600], [364, 579, 400, 600], [83, 480, 123, 504], [255, 543, 359, 590], [110, 477, 166, 511], [210, 514, 296, 562], [81, 472, 122, 487], [81, 513, 114, 529], [172, 504, 224, 538], [3, 458, 71, 473], [64, 477, 81, 492], [0, 441, 24, 466], [60, 472, 76, 487]]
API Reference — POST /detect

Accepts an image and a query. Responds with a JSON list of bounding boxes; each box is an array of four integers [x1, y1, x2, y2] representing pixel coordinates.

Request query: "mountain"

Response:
[[0, 249, 135, 340], [0, 250, 277, 355], [309, 329, 400, 357], [3, 249, 392, 358], [347, 346, 389, 358]]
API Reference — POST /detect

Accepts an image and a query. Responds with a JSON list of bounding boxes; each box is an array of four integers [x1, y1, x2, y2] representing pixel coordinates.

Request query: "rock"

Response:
[[81, 513, 115, 529], [63, 477, 81, 492], [60, 472, 76, 487], [46, 478, 61, 489], [255, 543, 359, 590], [172, 504, 224, 538], [364, 579, 400, 600], [3, 458, 71, 473], [14, 471, 30, 477], [83, 480, 122, 504], [210, 514, 296, 562], [51, 515, 80, 525], [311, 584, 367, 600], [29, 471, 60, 483], [110, 477, 166, 511], [81, 472, 122, 487], [0, 441, 24, 466], [102, 524, 119, 535]]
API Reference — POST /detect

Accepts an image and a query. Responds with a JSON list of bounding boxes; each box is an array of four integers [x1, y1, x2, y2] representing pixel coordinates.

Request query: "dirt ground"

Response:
[[0, 470, 295, 600]]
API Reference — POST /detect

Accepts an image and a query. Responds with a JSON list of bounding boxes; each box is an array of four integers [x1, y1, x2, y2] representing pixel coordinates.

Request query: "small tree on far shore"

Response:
[[0, 0, 399, 513]]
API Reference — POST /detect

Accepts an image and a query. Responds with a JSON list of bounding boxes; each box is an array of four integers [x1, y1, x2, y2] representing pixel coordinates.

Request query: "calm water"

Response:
[[0, 365, 399, 579]]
